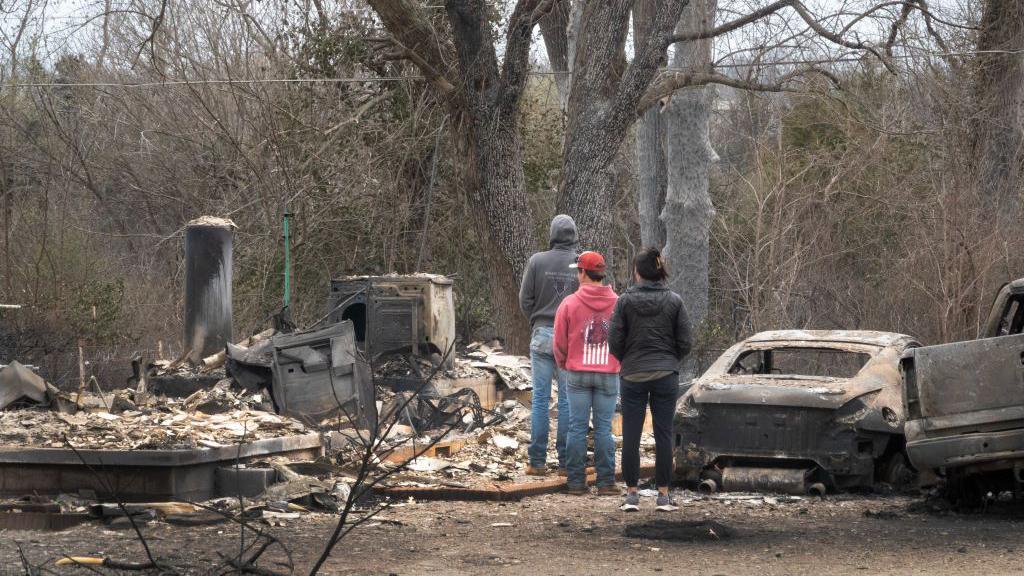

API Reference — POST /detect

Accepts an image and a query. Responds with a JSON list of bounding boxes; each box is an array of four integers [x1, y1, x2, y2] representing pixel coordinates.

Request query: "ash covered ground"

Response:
[[3, 491, 1022, 575]]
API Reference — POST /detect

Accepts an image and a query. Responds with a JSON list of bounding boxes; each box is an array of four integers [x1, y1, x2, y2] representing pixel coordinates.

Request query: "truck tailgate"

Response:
[[914, 333, 1024, 418]]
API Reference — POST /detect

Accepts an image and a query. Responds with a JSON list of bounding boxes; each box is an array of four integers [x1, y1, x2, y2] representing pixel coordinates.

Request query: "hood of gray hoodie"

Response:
[[549, 214, 578, 250]]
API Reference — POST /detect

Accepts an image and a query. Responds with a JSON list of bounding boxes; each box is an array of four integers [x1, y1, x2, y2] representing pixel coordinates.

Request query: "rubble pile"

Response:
[[371, 400, 533, 485], [376, 341, 533, 391], [337, 387, 657, 490], [0, 383, 306, 450], [462, 342, 532, 390]]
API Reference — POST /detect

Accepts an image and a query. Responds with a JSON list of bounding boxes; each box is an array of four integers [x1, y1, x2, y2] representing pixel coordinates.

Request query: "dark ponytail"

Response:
[[635, 246, 668, 282]]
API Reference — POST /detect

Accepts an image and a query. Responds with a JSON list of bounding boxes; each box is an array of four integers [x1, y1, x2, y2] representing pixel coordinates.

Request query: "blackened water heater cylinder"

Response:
[[184, 216, 235, 364]]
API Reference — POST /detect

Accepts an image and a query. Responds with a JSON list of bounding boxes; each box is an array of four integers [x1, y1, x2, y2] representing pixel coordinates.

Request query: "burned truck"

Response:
[[902, 278, 1024, 504], [675, 330, 919, 495]]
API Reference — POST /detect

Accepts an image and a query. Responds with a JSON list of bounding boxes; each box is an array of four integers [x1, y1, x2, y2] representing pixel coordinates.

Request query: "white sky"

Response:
[[1, 0, 975, 76]]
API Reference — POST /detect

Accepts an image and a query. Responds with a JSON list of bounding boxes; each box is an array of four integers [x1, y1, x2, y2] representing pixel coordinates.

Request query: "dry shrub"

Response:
[[708, 58, 1022, 347]]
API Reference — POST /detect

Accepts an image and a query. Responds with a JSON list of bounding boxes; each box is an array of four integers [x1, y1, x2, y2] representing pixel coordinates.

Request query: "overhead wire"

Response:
[[0, 47, 1017, 90]]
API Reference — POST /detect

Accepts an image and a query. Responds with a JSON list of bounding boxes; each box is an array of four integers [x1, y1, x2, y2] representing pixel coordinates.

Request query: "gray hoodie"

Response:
[[519, 215, 579, 329]]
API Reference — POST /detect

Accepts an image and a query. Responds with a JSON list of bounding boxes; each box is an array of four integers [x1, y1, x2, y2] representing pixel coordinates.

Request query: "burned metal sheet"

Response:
[[226, 339, 274, 392], [903, 280, 1024, 499], [270, 322, 376, 429], [0, 361, 52, 410], [912, 333, 1024, 419]]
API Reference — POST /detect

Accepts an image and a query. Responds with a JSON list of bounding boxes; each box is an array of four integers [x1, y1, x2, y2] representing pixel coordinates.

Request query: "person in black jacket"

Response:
[[608, 246, 692, 512]]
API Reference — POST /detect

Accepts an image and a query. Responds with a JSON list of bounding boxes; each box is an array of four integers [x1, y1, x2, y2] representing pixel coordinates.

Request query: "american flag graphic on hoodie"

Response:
[[582, 314, 611, 367]]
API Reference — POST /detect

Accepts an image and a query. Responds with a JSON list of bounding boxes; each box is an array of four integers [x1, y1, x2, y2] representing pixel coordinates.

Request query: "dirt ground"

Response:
[[3, 490, 1023, 575]]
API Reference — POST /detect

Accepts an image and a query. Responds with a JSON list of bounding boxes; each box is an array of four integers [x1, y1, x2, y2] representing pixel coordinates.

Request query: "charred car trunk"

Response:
[[675, 331, 918, 494]]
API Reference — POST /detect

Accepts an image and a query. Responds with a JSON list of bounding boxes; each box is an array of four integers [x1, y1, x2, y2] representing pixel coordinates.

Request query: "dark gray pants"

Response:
[[620, 372, 678, 488]]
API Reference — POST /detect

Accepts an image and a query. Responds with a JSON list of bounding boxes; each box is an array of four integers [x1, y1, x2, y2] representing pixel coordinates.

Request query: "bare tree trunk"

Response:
[[633, 0, 667, 249], [539, 0, 570, 113], [1, 186, 10, 297], [368, 0, 541, 352], [974, 0, 1024, 215], [446, 0, 538, 352], [661, 0, 717, 368], [558, 0, 688, 254], [457, 123, 533, 352], [98, 0, 113, 67]]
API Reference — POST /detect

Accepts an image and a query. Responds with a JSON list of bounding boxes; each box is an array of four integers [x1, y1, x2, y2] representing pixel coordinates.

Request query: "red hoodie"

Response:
[[553, 283, 621, 374]]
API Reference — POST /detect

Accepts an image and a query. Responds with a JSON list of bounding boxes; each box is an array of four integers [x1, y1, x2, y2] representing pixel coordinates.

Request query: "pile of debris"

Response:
[[145, 329, 276, 396], [377, 341, 529, 385], [323, 395, 539, 489], [461, 341, 532, 391], [0, 379, 306, 450]]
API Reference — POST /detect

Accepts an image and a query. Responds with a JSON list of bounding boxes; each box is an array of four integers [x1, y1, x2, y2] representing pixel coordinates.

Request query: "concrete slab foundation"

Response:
[[0, 433, 321, 502]]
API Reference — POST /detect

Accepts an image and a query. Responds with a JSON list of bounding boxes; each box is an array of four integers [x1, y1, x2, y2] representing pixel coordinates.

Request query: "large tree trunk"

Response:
[[558, 1, 628, 254], [661, 0, 717, 376], [539, 0, 571, 113], [447, 0, 537, 352], [456, 120, 533, 352], [558, 0, 688, 254], [633, 0, 668, 249], [369, 0, 541, 352], [974, 0, 1024, 215]]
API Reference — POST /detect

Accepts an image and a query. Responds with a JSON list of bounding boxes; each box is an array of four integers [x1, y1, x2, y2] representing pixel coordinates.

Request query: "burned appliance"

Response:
[[225, 321, 376, 430], [327, 274, 455, 368]]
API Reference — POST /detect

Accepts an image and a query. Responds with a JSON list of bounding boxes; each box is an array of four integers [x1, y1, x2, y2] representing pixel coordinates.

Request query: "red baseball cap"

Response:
[[570, 251, 606, 273]]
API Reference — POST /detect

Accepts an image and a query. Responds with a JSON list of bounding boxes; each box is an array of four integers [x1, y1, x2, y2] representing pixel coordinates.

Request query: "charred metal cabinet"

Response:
[[327, 275, 455, 368], [270, 321, 375, 430]]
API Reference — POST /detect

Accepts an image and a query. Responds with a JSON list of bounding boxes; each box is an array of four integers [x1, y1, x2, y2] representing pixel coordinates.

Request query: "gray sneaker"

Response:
[[620, 492, 640, 512], [655, 494, 679, 512]]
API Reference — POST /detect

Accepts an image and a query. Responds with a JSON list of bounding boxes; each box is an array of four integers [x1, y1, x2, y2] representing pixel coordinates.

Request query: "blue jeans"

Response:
[[565, 371, 619, 488], [528, 326, 569, 468]]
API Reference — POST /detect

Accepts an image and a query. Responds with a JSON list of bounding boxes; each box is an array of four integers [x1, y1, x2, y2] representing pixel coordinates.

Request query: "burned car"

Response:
[[675, 330, 919, 495]]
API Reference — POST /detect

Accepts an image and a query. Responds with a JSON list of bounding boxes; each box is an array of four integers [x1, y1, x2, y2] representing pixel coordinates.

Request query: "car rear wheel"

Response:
[[879, 451, 917, 491]]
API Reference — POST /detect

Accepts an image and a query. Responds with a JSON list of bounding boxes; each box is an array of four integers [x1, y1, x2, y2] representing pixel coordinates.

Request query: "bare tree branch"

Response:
[[499, 0, 546, 115], [366, 0, 456, 95], [669, 0, 973, 44], [639, 65, 840, 112], [885, 1, 916, 55]]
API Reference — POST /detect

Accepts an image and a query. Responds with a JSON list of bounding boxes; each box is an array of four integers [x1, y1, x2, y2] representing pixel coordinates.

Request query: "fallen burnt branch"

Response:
[[54, 556, 156, 570]]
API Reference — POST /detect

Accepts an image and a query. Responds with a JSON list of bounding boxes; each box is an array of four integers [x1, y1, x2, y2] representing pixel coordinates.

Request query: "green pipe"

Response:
[[283, 212, 293, 308]]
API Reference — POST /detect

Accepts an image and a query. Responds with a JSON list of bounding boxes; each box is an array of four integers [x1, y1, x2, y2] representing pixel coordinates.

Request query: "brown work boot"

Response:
[[566, 485, 589, 495], [596, 484, 620, 496], [525, 465, 547, 477]]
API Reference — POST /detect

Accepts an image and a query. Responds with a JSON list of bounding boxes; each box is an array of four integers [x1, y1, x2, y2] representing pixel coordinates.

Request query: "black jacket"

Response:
[[608, 280, 692, 376]]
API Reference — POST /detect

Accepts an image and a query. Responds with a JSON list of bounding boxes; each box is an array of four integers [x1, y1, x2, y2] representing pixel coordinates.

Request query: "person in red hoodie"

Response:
[[553, 251, 621, 495]]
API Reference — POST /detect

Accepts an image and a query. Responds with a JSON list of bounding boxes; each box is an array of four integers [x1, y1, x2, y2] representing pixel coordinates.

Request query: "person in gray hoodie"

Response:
[[519, 215, 579, 475]]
